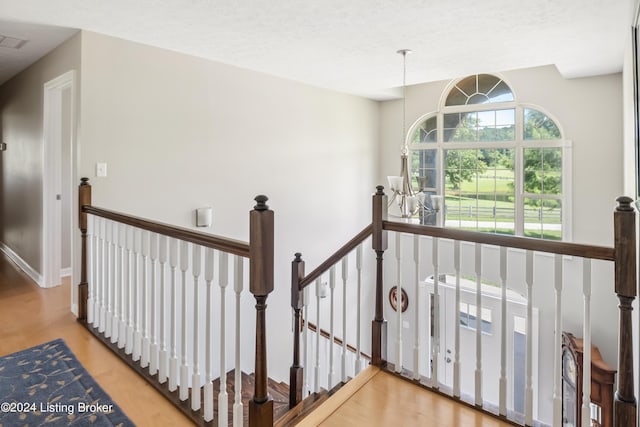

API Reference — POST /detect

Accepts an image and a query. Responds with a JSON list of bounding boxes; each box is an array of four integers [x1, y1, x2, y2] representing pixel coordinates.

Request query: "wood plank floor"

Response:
[[297, 366, 514, 427], [0, 254, 192, 426]]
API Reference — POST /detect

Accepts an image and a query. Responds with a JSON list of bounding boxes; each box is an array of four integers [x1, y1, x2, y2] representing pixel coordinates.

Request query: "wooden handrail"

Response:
[[298, 224, 372, 289], [383, 220, 615, 261], [83, 205, 251, 258], [303, 320, 371, 361]]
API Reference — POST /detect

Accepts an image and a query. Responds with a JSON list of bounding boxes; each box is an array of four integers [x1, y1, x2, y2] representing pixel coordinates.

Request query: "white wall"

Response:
[[77, 31, 380, 380], [0, 32, 80, 282]]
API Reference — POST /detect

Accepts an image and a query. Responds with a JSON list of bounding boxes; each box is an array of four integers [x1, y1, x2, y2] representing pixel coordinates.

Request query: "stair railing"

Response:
[[290, 185, 637, 427], [289, 224, 373, 407], [77, 178, 275, 427]]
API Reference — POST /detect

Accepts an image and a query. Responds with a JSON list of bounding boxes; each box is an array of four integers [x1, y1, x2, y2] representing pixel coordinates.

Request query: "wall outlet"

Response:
[[96, 162, 107, 177]]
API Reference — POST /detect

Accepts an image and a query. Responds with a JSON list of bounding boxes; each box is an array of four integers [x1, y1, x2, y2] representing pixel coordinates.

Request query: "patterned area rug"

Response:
[[0, 339, 133, 426]]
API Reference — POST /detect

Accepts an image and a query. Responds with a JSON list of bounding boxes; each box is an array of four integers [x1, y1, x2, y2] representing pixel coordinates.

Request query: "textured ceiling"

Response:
[[0, 0, 636, 99]]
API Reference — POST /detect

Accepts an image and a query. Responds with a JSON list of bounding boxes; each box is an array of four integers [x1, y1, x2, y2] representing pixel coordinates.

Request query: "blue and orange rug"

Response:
[[0, 339, 134, 426]]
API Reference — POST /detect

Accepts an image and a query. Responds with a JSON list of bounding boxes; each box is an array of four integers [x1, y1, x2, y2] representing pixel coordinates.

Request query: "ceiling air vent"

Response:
[[0, 35, 28, 49]]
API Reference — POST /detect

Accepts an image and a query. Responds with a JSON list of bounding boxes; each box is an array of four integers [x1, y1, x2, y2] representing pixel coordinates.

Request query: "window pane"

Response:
[[412, 116, 437, 143], [487, 81, 514, 102], [444, 148, 515, 235], [477, 111, 495, 127], [468, 93, 490, 105], [446, 75, 514, 106], [523, 148, 562, 195], [524, 108, 561, 140], [496, 109, 515, 126], [524, 198, 562, 240], [445, 110, 515, 143], [444, 112, 478, 142], [411, 150, 437, 190], [446, 87, 468, 106], [477, 74, 501, 96]]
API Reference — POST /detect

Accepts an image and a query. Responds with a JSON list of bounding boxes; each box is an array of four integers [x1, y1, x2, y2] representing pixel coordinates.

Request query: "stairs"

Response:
[[212, 370, 290, 426]]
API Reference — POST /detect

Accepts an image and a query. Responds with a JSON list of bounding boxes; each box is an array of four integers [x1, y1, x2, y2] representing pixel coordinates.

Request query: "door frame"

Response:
[[42, 70, 76, 290]]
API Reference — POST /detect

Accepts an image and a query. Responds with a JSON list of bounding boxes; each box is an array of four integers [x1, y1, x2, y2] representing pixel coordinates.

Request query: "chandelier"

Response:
[[387, 49, 443, 222]]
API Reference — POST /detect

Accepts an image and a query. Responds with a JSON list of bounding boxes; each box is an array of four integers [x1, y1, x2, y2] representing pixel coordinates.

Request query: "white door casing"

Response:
[[42, 70, 75, 289]]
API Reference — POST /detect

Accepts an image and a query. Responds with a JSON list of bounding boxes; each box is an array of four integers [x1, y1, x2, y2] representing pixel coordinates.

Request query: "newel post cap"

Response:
[[254, 195, 269, 211], [616, 196, 634, 212]]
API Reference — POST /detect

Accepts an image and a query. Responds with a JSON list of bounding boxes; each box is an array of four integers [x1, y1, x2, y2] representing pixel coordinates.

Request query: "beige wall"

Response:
[[0, 32, 81, 280], [78, 31, 380, 377]]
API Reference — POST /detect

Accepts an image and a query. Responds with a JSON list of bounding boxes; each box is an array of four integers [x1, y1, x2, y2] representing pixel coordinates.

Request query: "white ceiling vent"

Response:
[[0, 35, 28, 49]]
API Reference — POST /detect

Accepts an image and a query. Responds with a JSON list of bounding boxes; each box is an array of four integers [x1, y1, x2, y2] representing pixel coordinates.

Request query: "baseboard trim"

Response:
[[61, 267, 72, 277], [0, 242, 43, 286]]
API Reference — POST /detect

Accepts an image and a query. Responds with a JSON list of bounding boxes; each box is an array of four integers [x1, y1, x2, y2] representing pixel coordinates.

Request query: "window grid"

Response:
[[410, 75, 566, 240]]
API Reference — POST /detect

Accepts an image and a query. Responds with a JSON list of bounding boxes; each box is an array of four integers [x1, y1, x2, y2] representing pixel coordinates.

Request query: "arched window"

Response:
[[410, 74, 567, 240]]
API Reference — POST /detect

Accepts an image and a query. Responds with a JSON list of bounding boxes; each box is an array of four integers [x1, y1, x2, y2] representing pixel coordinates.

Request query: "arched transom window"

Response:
[[410, 74, 568, 240]]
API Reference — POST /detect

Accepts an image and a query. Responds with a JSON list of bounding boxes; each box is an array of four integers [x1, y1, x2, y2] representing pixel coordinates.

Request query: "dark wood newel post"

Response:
[[613, 196, 637, 427], [372, 185, 388, 366], [249, 195, 274, 427], [77, 177, 92, 321], [290, 252, 305, 408]]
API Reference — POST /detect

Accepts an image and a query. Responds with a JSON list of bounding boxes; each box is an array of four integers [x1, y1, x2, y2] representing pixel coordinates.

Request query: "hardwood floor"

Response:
[[0, 254, 192, 426], [1, 252, 521, 427], [297, 366, 514, 427]]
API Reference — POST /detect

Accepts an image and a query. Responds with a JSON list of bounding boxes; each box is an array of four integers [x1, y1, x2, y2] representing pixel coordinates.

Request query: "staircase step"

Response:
[[288, 365, 380, 426], [274, 390, 330, 427], [212, 370, 289, 426], [274, 366, 379, 427]]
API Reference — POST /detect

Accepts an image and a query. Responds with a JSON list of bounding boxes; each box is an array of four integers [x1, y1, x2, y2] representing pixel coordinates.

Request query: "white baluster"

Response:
[[140, 230, 151, 368], [233, 256, 244, 427], [499, 246, 508, 415], [203, 247, 215, 422], [124, 225, 134, 354], [179, 240, 190, 401], [132, 228, 142, 361], [303, 285, 310, 396], [149, 232, 160, 375], [314, 277, 322, 393], [87, 215, 95, 325], [341, 255, 348, 382], [474, 243, 483, 406], [98, 217, 107, 332], [553, 254, 563, 425], [395, 232, 402, 374], [110, 221, 119, 343], [453, 240, 461, 398], [328, 266, 336, 389], [413, 235, 420, 380], [525, 250, 534, 426], [169, 238, 179, 392], [118, 223, 127, 348], [581, 258, 592, 427], [218, 251, 229, 427], [355, 244, 363, 375], [158, 235, 169, 384], [105, 220, 114, 338], [432, 237, 440, 389], [191, 244, 202, 411]]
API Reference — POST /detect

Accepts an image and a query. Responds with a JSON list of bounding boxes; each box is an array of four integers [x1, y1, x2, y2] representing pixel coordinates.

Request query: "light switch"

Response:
[[96, 162, 108, 177], [196, 207, 213, 227]]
